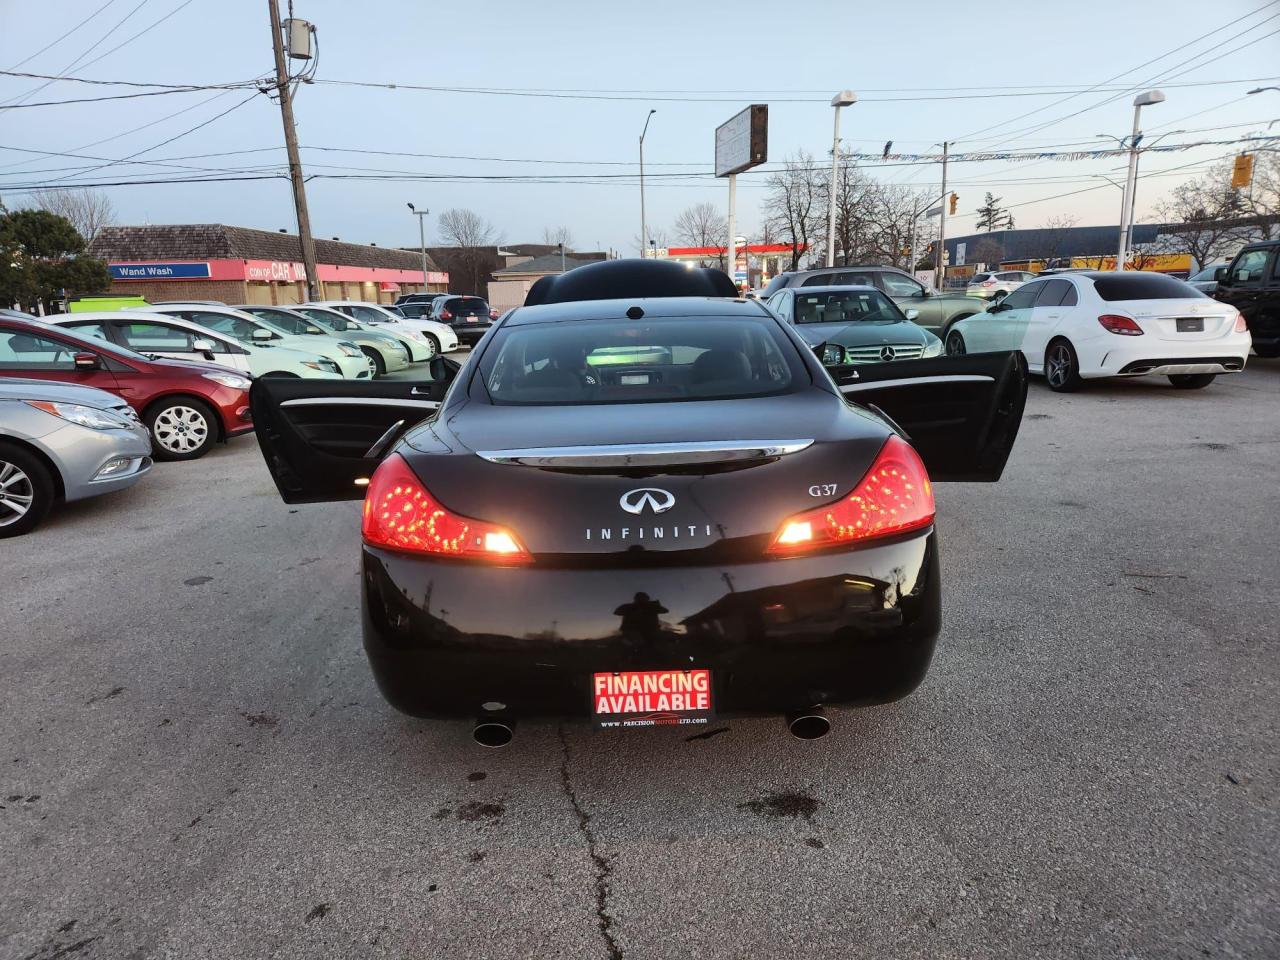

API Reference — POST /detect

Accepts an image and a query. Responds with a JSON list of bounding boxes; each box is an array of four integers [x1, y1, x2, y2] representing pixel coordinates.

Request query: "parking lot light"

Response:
[[1116, 89, 1165, 271]]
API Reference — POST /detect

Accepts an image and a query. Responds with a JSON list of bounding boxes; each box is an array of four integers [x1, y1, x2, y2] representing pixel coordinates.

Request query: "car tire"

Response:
[[361, 347, 386, 377], [0, 442, 55, 539], [1045, 338, 1083, 393], [1168, 373, 1217, 389], [145, 397, 218, 461], [423, 335, 440, 360], [945, 330, 967, 356], [1253, 344, 1280, 358]]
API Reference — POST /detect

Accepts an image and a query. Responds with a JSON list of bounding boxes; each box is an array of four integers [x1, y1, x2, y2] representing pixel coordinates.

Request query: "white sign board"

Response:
[[955, 242, 966, 266], [715, 105, 767, 178]]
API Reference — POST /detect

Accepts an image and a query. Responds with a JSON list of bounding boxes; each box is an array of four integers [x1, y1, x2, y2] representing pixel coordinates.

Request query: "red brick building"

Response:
[[89, 224, 448, 305]]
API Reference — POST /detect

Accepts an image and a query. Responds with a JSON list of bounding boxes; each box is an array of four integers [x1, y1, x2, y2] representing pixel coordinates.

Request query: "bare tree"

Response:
[[673, 202, 728, 267], [630, 227, 670, 256], [436, 208, 501, 294], [541, 225, 574, 249], [1243, 150, 1280, 240], [763, 150, 822, 270], [1039, 214, 1078, 265], [1154, 161, 1254, 270], [34, 188, 115, 244], [969, 237, 1006, 269]]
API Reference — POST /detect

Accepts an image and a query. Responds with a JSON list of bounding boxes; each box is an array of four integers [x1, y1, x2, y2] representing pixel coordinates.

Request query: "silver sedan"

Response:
[[0, 379, 152, 537]]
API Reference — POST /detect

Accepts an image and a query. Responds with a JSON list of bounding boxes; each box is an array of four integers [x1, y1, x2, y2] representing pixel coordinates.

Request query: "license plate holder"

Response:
[[592, 669, 714, 730], [1176, 317, 1204, 332]]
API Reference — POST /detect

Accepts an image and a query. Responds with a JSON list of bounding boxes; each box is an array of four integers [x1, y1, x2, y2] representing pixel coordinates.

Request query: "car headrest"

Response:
[[524, 258, 739, 305]]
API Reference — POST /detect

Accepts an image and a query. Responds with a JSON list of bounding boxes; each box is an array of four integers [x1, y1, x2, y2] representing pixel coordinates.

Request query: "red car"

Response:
[[0, 314, 253, 461]]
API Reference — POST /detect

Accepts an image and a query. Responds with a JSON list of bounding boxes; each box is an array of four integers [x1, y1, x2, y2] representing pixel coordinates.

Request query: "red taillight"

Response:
[[1098, 314, 1144, 336], [361, 453, 530, 563], [982, 279, 995, 286], [440, 309, 453, 321], [1234, 312, 1248, 333], [767, 435, 935, 556]]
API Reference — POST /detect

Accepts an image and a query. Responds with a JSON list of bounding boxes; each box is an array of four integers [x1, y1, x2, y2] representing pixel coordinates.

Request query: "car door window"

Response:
[[118, 321, 198, 352], [800, 271, 839, 287], [833, 271, 878, 287], [347, 304, 388, 324], [0, 330, 81, 370], [879, 273, 925, 298], [184, 311, 261, 340], [64, 322, 111, 342], [998, 284, 1040, 310], [768, 292, 792, 320], [1034, 280, 1072, 307], [1229, 249, 1269, 283]]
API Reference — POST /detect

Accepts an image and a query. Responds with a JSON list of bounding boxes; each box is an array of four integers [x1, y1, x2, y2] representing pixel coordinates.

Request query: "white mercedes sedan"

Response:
[[944, 271, 1250, 391]]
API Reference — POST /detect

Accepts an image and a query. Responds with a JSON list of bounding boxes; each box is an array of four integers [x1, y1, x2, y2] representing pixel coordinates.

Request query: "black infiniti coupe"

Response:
[[252, 260, 1027, 745]]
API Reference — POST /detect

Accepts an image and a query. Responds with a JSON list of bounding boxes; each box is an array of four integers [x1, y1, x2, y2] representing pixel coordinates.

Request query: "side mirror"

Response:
[[306, 325, 324, 335], [426, 354, 460, 384], [252, 328, 273, 341], [904, 309, 920, 321], [1214, 267, 1228, 282], [73, 352, 100, 371], [192, 338, 214, 352], [809, 342, 843, 366]]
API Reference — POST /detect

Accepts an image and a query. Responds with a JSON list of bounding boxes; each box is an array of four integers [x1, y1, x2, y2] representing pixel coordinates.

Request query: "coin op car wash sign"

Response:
[[593, 669, 714, 729], [715, 104, 768, 177]]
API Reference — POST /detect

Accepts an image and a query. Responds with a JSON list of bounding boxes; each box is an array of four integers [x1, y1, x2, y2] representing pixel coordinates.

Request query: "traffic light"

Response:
[[1231, 153, 1255, 189], [949, 193, 959, 215]]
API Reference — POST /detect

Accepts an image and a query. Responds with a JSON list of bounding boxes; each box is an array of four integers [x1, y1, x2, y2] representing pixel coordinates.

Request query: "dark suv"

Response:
[[429, 295, 497, 346], [761, 265, 985, 337], [1214, 240, 1280, 357]]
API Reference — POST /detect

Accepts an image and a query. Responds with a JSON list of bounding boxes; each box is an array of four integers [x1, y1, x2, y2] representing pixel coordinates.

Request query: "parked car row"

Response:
[[394, 293, 500, 346]]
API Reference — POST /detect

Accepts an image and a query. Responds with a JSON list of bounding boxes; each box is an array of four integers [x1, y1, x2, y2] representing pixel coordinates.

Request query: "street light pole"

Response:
[[639, 109, 656, 256], [826, 91, 857, 268], [407, 203, 429, 292], [1116, 89, 1165, 271]]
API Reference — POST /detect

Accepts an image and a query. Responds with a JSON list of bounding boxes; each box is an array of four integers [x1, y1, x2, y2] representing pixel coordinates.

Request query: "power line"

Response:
[[2, 0, 121, 71], [311, 73, 1280, 104], [951, 1, 1280, 144], [0, 86, 261, 110], [73, 0, 199, 74]]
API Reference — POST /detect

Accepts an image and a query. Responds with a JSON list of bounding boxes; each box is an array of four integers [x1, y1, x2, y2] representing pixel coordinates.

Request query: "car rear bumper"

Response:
[[452, 323, 492, 345], [1091, 334, 1251, 377], [361, 531, 941, 720]]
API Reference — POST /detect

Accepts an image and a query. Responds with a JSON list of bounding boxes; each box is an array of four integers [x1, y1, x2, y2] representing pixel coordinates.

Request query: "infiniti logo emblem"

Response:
[[880, 345, 896, 361], [619, 488, 676, 515]]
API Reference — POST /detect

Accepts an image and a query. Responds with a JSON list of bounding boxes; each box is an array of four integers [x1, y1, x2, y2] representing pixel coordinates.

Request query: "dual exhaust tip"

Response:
[[471, 709, 830, 746]]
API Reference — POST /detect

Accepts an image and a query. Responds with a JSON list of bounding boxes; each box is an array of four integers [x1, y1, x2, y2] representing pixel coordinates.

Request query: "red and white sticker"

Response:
[[592, 669, 714, 729]]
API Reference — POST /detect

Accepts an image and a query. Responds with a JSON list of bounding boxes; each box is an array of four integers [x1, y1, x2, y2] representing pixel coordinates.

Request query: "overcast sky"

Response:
[[2, 0, 1278, 254]]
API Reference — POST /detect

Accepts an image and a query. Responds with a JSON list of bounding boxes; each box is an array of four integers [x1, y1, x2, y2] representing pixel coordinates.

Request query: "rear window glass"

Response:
[[478, 316, 804, 405], [1091, 273, 1204, 301], [397, 303, 428, 317], [444, 297, 488, 314], [791, 290, 903, 323]]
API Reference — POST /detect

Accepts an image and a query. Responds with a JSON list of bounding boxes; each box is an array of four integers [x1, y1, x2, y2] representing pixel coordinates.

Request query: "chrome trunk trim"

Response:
[[475, 439, 814, 467]]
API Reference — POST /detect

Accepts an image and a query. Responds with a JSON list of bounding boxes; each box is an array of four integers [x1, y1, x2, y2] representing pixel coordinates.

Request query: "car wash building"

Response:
[[89, 224, 449, 305]]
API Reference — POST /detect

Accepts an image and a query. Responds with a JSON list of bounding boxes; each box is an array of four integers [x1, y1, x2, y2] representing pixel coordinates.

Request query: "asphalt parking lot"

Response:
[[3, 362, 1277, 960]]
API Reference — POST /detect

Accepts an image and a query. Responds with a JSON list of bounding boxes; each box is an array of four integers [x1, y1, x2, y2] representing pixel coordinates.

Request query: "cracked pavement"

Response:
[[2, 363, 1278, 959]]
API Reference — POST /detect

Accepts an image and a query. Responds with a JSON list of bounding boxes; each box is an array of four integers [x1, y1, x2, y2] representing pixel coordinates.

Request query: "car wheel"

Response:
[[361, 347, 386, 377], [146, 397, 217, 461], [0, 442, 54, 539], [1168, 373, 1217, 389], [423, 334, 440, 360], [1253, 344, 1280, 358], [945, 330, 967, 356], [1045, 338, 1083, 393]]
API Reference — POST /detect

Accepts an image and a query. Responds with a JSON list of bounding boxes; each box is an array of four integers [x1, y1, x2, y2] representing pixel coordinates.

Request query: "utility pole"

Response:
[[727, 174, 736, 287], [268, 0, 319, 300], [934, 141, 949, 285], [1116, 90, 1165, 271]]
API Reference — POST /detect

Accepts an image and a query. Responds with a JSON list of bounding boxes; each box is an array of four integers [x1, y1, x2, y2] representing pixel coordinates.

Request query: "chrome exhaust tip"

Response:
[[786, 708, 830, 741], [473, 719, 514, 748]]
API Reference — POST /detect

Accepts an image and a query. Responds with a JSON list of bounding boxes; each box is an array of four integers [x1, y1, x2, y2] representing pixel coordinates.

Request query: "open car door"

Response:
[[250, 357, 459, 503], [828, 351, 1028, 482]]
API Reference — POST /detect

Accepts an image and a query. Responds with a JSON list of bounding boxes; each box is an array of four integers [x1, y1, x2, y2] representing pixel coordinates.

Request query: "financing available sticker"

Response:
[[592, 669, 714, 730]]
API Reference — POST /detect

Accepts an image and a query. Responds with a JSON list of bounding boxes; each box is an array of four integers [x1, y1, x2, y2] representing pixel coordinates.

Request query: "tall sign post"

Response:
[[715, 105, 768, 289]]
